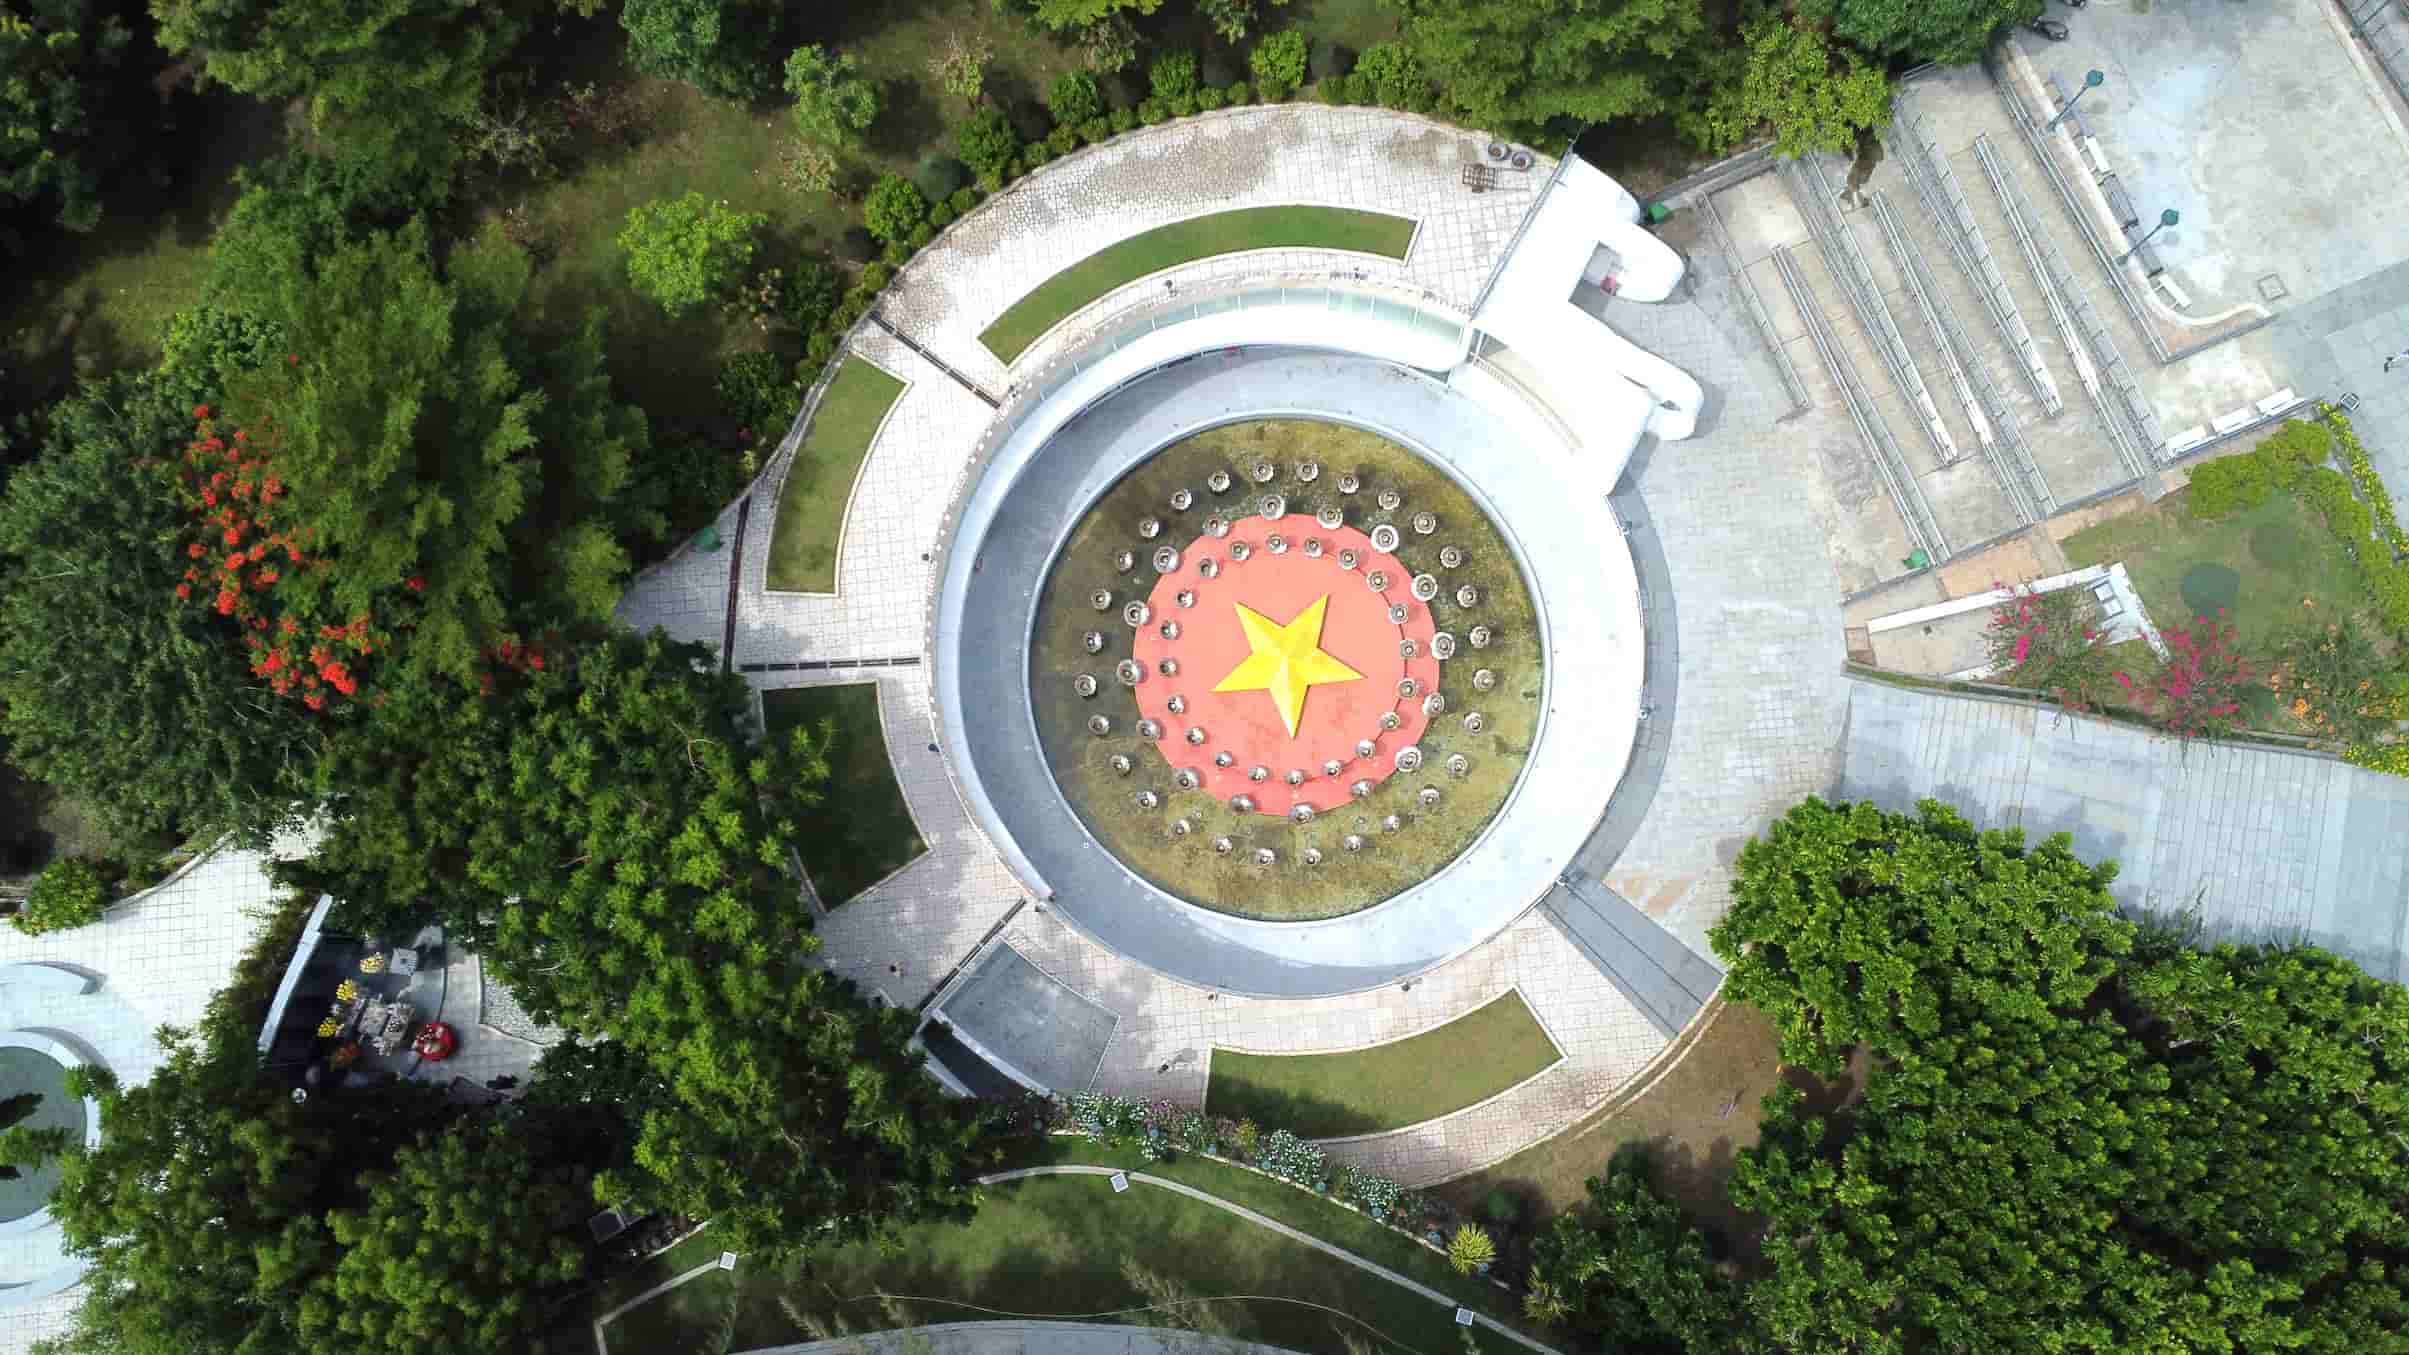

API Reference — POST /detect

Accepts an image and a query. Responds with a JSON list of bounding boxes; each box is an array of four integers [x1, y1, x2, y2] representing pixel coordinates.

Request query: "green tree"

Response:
[[13, 857, 106, 934], [1198, 0, 1283, 42], [1687, 14, 1891, 158], [451, 632, 994, 1253], [1026, 0, 1158, 30], [1710, 797, 2130, 1076], [1, 0, 132, 232], [0, 376, 314, 844], [784, 43, 880, 146], [1248, 28, 1306, 97], [150, 0, 519, 185], [1045, 69, 1103, 126], [1398, 0, 1707, 140], [618, 191, 765, 315], [1801, 0, 2040, 66], [862, 173, 926, 245], [619, 0, 780, 98], [314, 1120, 587, 1351], [1526, 1148, 1749, 1351], [955, 106, 1020, 187]]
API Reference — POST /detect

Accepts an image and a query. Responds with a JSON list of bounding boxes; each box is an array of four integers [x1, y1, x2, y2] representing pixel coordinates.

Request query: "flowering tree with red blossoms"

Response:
[[2115, 613, 2250, 743], [172, 404, 406, 714], [1984, 581, 2116, 712]]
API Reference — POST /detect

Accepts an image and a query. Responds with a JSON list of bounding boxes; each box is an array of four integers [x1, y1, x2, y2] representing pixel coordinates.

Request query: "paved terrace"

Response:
[[1841, 678, 2409, 975]]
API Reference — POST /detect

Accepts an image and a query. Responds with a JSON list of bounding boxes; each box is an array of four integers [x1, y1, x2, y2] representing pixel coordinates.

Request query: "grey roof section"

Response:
[[933, 943, 1119, 1094], [1839, 677, 2409, 980], [738, 1320, 1312, 1354], [1542, 879, 1722, 1040]]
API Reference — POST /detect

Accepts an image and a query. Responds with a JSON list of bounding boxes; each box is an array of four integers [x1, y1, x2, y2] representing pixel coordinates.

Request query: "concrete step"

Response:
[[1541, 877, 1722, 1041]]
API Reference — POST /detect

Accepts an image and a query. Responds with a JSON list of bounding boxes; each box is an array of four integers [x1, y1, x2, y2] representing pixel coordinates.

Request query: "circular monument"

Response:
[[1031, 421, 1541, 918]]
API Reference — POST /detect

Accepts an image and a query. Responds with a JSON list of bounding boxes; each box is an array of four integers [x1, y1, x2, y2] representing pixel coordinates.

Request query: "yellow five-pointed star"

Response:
[[1211, 595, 1363, 738]]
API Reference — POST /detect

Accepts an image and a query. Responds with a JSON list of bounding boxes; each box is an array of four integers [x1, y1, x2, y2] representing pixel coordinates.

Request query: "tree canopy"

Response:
[[0, 0, 132, 232], [1397, 0, 1707, 141], [1801, 0, 2041, 67], [0, 374, 314, 844], [1686, 14, 1893, 159]]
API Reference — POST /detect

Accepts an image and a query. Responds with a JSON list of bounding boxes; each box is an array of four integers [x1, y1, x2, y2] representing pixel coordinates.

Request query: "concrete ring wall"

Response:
[[0, 1027, 104, 1306], [931, 293, 1646, 997]]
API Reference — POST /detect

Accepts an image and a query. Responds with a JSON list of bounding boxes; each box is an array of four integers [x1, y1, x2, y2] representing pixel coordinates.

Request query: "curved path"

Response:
[[614, 105, 1854, 1188], [739, 1323, 1311, 1354], [972, 1166, 1562, 1355]]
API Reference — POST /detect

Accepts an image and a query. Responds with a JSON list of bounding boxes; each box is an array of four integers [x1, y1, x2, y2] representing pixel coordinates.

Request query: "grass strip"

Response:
[[760, 683, 926, 905], [765, 358, 906, 593], [978, 206, 1416, 363], [1208, 990, 1560, 1137]]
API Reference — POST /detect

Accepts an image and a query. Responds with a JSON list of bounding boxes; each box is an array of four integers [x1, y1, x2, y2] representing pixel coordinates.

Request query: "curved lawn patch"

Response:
[[761, 683, 926, 905], [766, 358, 906, 593], [978, 206, 1416, 363], [1208, 989, 1560, 1138]]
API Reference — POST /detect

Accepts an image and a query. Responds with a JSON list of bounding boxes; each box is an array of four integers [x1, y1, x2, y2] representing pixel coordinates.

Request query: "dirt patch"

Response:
[[1436, 1002, 1864, 1264]]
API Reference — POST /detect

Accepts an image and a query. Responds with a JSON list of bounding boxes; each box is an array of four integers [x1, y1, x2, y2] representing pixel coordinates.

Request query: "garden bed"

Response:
[[764, 357, 907, 593], [977, 205, 1417, 362], [1207, 989, 1561, 1136], [760, 682, 926, 905]]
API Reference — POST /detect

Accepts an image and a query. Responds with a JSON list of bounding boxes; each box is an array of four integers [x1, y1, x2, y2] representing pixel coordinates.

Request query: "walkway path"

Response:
[[973, 1166, 1562, 1355], [738, 1320, 1310, 1354], [1840, 676, 2409, 975]]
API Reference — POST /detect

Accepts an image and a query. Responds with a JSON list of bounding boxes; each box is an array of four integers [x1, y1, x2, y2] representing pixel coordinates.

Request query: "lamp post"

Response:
[[2047, 69, 2105, 131], [2119, 208, 2180, 264]]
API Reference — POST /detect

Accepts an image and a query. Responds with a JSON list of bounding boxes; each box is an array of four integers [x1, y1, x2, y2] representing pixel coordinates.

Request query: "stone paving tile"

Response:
[[1596, 247, 1855, 957], [879, 105, 1535, 385], [614, 490, 744, 656], [995, 908, 1666, 1186], [737, 333, 989, 668], [804, 666, 1026, 1011]]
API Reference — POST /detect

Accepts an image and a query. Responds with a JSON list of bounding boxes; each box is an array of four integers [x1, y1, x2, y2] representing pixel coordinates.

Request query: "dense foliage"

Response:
[[619, 191, 765, 316], [1398, 0, 1707, 141], [13, 856, 107, 933], [0, 0, 132, 231], [619, 0, 778, 98], [1526, 1149, 1747, 1352], [1804, 0, 2042, 67], [0, 375, 314, 842], [1698, 797, 2409, 1354]]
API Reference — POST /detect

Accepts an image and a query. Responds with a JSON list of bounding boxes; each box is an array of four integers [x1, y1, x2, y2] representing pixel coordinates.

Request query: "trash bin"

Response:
[[1903, 548, 1932, 570], [1644, 201, 1673, 225], [694, 524, 723, 553]]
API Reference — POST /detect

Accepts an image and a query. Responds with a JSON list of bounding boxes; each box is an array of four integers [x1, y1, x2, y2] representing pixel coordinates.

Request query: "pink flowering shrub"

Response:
[[2116, 613, 2250, 742], [1984, 581, 2115, 712]]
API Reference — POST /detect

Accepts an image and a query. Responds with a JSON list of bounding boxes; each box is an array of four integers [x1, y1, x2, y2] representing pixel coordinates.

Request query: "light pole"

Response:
[[2047, 69, 2105, 131], [2119, 208, 2180, 264]]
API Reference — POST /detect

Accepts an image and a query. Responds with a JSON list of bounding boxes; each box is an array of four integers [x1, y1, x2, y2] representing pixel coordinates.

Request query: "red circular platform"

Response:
[[1131, 514, 1441, 817]]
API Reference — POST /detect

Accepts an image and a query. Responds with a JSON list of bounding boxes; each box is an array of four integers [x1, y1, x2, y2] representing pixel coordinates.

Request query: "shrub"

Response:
[[863, 174, 927, 245], [857, 262, 893, 292], [715, 352, 801, 437], [1225, 81, 1251, 105], [15, 859, 107, 936], [2115, 615, 2250, 741], [1079, 116, 1110, 143], [618, 192, 767, 315], [1025, 142, 1056, 168], [622, 0, 781, 98], [2271, 618, 2402, 745], [1111, 107, 1138, 134], [912, 152, 967, 204], [1229, 1118, 1261, 1159], [927, 29, 991, 102], [1150, 50, 1201, 104], [1256, 1129, 1325, 1185], [1985, 581, 2115, 711], [1253, 30, 1308, 94], [1196, 86, 1226, 112], [1448, 1223, 1497, 1275], [1139, 97, 1168, 124], [947, 186, 976, 214], [1356, 42, 1425, 110], [1317, 78, 1343, 105], [956, 106, 1020, 187], [1047, 70, 1104, 126], [1046, 125, 1079, 156], [907, 222, 936, 249], [783, 44, 880, 146], [928, 202, 957, 229], [1308, 39, 1353, 83]]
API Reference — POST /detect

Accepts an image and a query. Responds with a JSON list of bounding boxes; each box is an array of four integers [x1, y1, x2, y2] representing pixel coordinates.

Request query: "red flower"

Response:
[[256, 569, 279, 585], [193, 404, 211, 419], [223, 528, 241, 546], [303, 693, 325, 711], [286, 353, 299, 365], [215, 591, 238, 616], [405, 575, 426, 593], [174, 583, 192, 600], [186, 542, 205, 559], [528, 654, 545, 671]]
